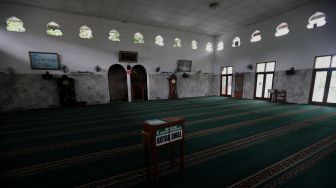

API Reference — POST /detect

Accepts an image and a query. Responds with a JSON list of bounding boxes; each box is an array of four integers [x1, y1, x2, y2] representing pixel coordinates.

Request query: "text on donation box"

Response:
[[156, 125, 183, 146]]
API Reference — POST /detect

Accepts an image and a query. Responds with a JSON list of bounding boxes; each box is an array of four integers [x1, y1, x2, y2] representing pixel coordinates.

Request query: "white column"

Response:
[[127, 72, 132, 102]]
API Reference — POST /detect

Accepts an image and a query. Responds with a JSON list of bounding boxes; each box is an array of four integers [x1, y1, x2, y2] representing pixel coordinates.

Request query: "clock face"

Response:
[[62, 80, 69, 86], [172, 79, 176, 84]]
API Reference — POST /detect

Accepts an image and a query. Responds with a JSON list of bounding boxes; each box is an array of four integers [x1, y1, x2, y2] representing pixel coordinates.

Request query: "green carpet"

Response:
[[0, 97, 335, 188]]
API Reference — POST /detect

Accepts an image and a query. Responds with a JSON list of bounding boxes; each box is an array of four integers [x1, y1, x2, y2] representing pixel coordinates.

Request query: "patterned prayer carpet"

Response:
[[0, 97, 335, 188]]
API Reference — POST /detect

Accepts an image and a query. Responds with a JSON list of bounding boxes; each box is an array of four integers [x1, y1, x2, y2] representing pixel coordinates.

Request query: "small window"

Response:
[[266, 62, 276, 72], [79, 25, 93, 39], [227, 67, 233, 74], [275, 22, 289, 37], [217, 41, 224, 51], [206, 42, 213, 52], [221, 66, 233, 96], [46, 21, 63, 36], [173, 38, 182, 48], [251, 30, 261, 42], [257, 62, 275, 72], [256, 63, 266, 72], [6, 16, 26, 32], [221, 66, 233, 75], [232, 37, 241, 47], [134, 32, 144, 44], [155, 35, 164, 46], [315, 56, 331, 69], [332, 56, 336, 68], [307, 12, 326, 29], [191, 40, 198, 50], [109, 29, 120, 41], [221, 67, 227, 75]]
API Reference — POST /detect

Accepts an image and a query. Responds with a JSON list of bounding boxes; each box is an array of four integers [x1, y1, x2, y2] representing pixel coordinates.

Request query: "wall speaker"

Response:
[[286, 67, 295, 75], [247, 64, 253, 70], [95, 66, 101, 72]]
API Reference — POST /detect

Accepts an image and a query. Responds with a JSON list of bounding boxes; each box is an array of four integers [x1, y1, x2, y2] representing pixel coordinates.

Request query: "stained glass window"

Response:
[[251, 30, 261, 42], [109, 29, 120, 41], [232, 37, 241, 47], [155, 35, 164, 46], [217, 41, 224, 51], [206, 42, 213, 52], [46, 21, 63, 36], [134, 32, 144, 44], [307, 12, 326, 29], [6, 17, 26, 32], [173, 38, 182, 48], [191, 40, 198, 50], [275, 22, 289, 37], [79, 25, 93, 39]]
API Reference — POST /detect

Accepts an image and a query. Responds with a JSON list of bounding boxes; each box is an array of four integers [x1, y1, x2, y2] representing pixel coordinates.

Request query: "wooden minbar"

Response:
[[142, 117, 185, 181]]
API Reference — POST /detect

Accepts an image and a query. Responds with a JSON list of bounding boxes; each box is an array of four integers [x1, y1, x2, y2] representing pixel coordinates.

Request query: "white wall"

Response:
[[0, 4, 217, 110], [214, 0, 336, 73], [0, 4, 215, 75]]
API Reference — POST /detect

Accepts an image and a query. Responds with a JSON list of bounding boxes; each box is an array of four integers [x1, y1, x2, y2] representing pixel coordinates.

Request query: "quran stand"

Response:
[[142, 117, 185, 182]]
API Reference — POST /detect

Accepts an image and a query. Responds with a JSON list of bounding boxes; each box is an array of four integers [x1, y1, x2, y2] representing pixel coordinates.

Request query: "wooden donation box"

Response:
[[142, 117, 185, 180]]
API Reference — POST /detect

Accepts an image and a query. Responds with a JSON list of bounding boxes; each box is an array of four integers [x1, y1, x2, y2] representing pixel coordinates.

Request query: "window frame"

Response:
[[220, 66, 233, 97], [254, 61, 276, 99], [309, 55, 336, 106]]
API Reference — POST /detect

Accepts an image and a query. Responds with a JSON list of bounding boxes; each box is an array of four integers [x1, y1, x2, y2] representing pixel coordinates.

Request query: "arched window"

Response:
[[191, 40, 198, 50], [109, 29, 120, 41], [251, 30, 261, 42], [155, 35, 164, 46], [217, 41, 224, 51], [173, 38, 182, 48], [46, 21, 63, 36], [206, 42, 213, 52], [134, 32, 144, 44], [232, 37, 241, 47], [307, 12, 326, 29], [79, 25, 93, 39], [6, 16, 26, 32], [275, 22, 289, 37]]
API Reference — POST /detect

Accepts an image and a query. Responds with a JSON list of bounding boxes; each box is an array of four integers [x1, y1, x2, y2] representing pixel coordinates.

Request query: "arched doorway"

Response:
[[131, 65, 148, 101], [108, 64, 128, 102]]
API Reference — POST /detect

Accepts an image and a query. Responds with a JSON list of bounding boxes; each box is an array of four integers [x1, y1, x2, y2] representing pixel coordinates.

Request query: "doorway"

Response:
[[108, 64, 128, 102], [131, 65, 148, 101], [309, 55, 336, 106], [220, 66, 233, 96], [254, 62, 276, 99]]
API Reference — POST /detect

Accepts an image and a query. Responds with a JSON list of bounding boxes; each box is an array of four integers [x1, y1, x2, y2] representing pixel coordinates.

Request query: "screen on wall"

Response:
[[177, 60, 192, 72], [29, 52, 60, 70]]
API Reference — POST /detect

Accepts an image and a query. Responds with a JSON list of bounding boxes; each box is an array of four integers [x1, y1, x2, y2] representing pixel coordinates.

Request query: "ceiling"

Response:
[[0, 0, 315, 36]]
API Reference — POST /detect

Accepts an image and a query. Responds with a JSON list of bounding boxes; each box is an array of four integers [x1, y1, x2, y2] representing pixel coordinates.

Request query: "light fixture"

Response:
[[209, 2, 219, 9]]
